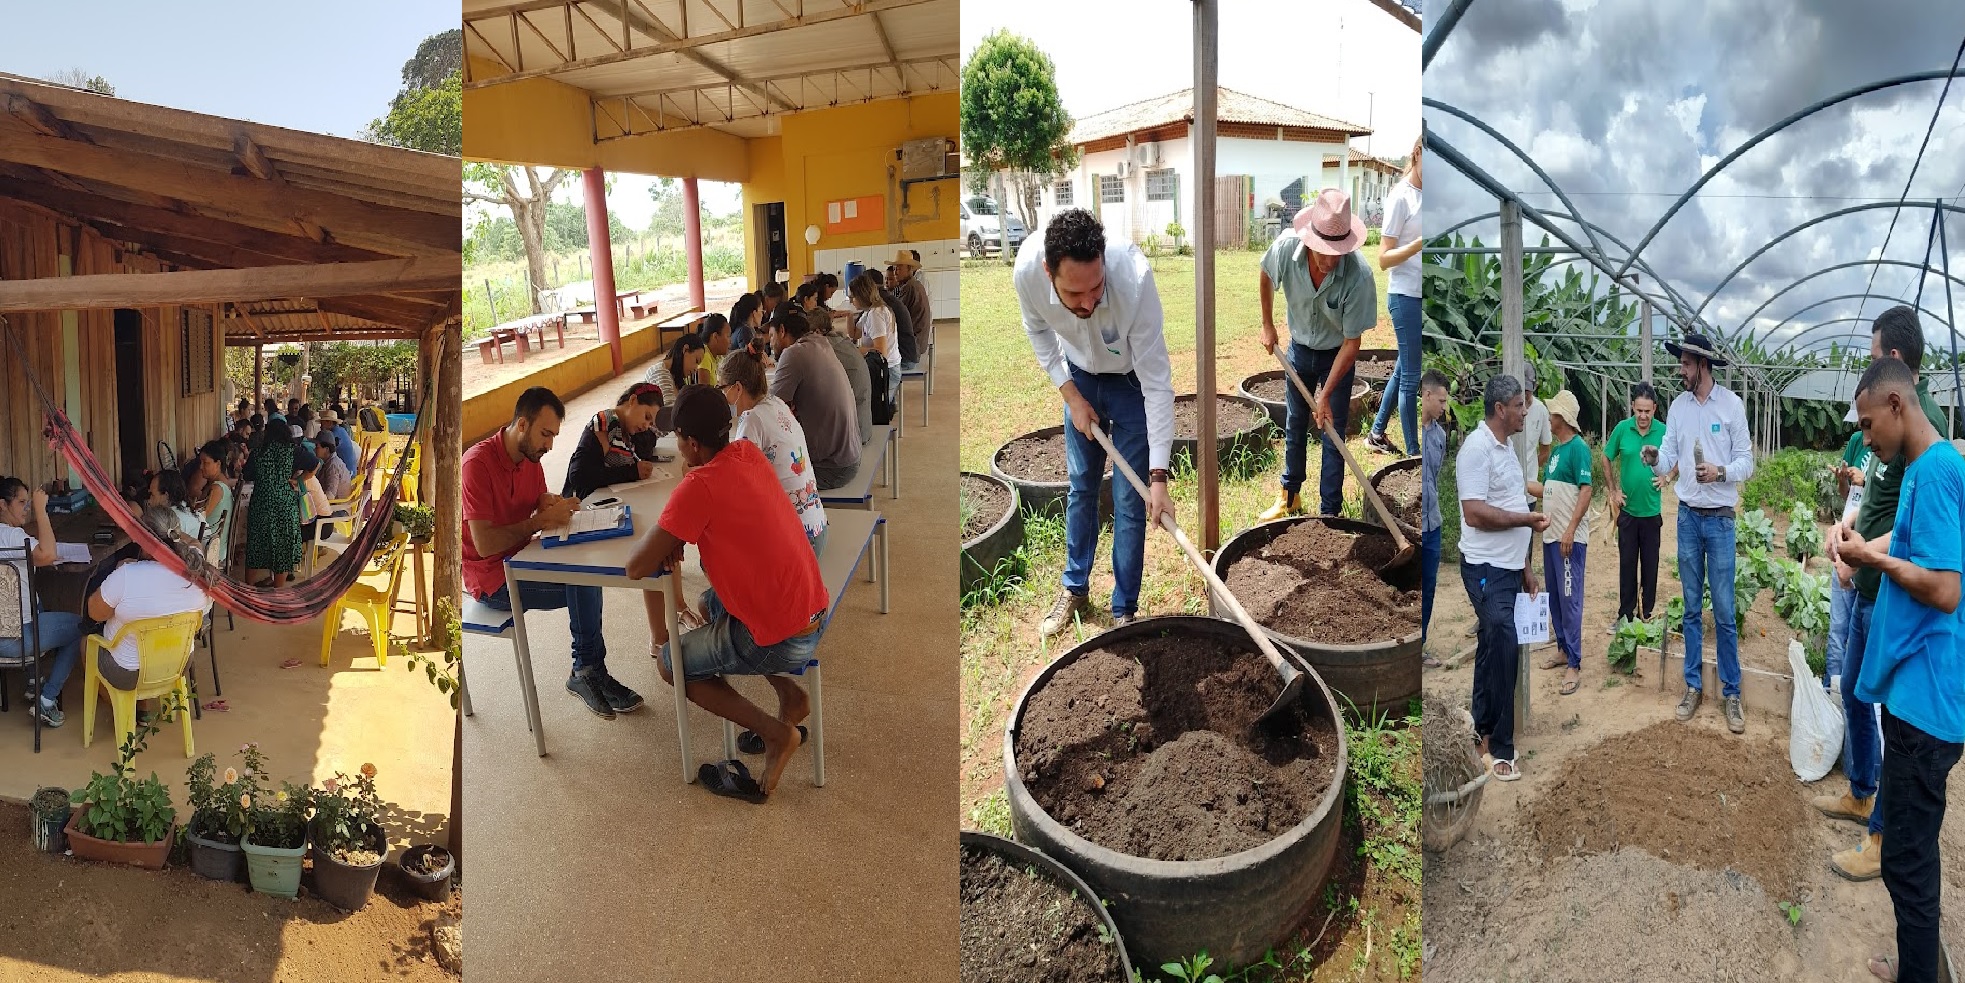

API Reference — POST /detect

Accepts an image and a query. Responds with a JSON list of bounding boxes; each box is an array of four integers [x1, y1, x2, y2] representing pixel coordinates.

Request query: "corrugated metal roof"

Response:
[[1070, 87, 1370, 147], [1782, 367, 1965, 407]]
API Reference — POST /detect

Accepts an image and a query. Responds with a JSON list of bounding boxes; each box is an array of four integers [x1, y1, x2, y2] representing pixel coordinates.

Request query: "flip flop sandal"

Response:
[[1492, 758, 1522, 782], [1560, 676, 1580, 696], [1422, 653, 1443, 668], [736, 725, 809, 756], [279, 659, 303, 670], [1538, 652, 1567, 670], [1870, 956, 1897, 981], [697, 759, 767, 804], [202, 700, 229, 712]]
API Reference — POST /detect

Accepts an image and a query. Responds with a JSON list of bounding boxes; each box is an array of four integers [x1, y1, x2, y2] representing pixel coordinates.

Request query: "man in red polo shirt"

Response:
[[627, 385, 829, 802], [463, 386, 642, 719]]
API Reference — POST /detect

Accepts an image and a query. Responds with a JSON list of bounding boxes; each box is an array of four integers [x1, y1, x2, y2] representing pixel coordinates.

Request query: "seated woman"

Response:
[[720, 351, 827, 555], [728, 293, 764, 353], [0, 477, 86, 727], [644, 334, 707, 408], [145, 468, 205, 540], [296, 450, 332, 551], [86, 505, 211, 714], [626, 386, 829, 803], [563, 382, 666, 501]]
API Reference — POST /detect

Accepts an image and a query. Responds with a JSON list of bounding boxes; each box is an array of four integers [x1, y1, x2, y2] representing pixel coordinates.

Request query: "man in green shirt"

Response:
[[1257, 189, 1378, 521], [1604, 382, 1670, 627], [1526, 391, 1592, 695], [1817, 305, 1954, 881]]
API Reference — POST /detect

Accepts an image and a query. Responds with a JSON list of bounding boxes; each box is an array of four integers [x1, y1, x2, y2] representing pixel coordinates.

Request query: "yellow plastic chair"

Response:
[[396, 441, 422, 505], [319, 535, 410, 669], [83, 610, 204, 758]]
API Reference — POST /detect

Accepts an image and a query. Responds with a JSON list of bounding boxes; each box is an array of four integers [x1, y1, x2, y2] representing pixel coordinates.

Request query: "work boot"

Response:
[[1039, 590, 1090, 638], [1258, 491, 1305, 522], [1811, 791, 1875, 825], [1676, 688, 1702, 721], [1725, 696, 1746, 734], [1831, 832, 1883, 881]]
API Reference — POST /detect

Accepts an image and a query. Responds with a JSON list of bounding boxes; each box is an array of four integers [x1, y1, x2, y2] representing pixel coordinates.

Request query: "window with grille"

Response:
[[181, 308, 214, 397], [1055, 181, 1073, 207], [1100, 175, 1125, 204], [1146, 168, 1177, 201]]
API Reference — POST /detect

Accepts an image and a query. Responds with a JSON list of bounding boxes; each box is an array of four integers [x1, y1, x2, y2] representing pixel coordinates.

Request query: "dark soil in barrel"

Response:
[[1353, 359, 1395, 382], [1015, 634, 1340, 862], [960, 845, 1124, 983], [1373, 468, 1423, 530], [1248, 378, 1369, 403], [996, 433, 1110, 485], [1523, 722, 1810, 899], [1173, 396, 1264, 438], [1223, 521, 1420, 644], [962, 474, 1011, 542]]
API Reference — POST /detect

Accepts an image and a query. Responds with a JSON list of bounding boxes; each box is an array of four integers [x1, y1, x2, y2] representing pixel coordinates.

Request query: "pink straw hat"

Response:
[[1292, 188, 1367, 256]]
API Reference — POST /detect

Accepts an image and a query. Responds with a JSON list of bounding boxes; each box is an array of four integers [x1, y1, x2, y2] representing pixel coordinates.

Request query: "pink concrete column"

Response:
[[683, 177, 705, 312], [583, 167, 622, 375]]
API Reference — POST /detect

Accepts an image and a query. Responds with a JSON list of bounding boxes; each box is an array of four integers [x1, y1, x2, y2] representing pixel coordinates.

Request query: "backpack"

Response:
[[865, 351, 894, 426]]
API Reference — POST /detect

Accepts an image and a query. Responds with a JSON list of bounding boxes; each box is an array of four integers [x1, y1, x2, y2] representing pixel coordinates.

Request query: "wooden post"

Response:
[[583, 167, 623, 375], [425, 322, 463, 862], [252, 342, 263, 408], [1194, 0, 1219, 552], [1499, 199, 1530, 733]]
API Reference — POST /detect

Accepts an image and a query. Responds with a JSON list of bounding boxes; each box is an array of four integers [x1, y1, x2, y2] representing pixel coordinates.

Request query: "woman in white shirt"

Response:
[[0, 477, 87, 727], [719, 350, 828, 555], [87, 505, 211, 704], [644, 334, 707, 408], [850, 271, 901, 409], [1367, 130, 1425, 459]]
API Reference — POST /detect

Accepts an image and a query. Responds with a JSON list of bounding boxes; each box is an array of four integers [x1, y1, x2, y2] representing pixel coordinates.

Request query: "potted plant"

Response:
[[183, 745, 261, 882], [66, 709, 177, 870], [393, 502, 436, 544], [398, 843, 455, 901], [30, 786, 69, 854], [241, 780, 313, 899], [310, 763, 389, 912]]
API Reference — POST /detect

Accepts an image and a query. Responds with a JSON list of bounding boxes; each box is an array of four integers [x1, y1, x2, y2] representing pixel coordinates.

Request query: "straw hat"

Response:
[[888, 249, 920, 269], [1546, 389, 1581, 429], [1664, 332, 1730, 367]]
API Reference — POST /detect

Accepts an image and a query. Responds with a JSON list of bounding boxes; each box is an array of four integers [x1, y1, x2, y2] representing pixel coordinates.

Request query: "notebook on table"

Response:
[[542, 505, 634, 548]]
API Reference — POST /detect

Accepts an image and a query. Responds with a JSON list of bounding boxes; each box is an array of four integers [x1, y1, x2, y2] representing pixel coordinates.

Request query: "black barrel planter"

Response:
[[991, 425, 1113, 518], [1364, 456, 1423, 543], [960, 830, 1135, 982], [1213, 517, 1423, 714], [1236, 372, 1374, 437], [1171, 394, 1273, 468], [398, 844, 455, 901], [961, 472, 1025, 597], [1352, 347, 1399, 386], [1005, 616, 1349, 968]]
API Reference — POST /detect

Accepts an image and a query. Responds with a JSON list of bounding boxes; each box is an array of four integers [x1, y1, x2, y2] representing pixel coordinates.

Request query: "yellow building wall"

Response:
[[462, 69, 749, 181], [740, 137, 786, 288], [772, 93, 960, 282]]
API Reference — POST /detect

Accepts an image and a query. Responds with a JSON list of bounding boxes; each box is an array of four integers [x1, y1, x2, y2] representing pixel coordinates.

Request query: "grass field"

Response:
[[958, 246, 1422, 981]]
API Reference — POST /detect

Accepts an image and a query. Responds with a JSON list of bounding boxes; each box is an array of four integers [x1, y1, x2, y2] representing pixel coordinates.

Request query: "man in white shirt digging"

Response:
[[1015, 208, 1176, 637]]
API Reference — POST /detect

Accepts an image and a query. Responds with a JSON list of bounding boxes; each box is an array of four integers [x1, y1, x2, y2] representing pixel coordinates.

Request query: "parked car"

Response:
[[961, 196, 1026, 258]]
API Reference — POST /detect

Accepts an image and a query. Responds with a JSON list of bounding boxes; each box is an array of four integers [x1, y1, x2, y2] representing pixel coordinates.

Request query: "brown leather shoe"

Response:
[[1831, 832, 1883, 881], [1811, 791, 1875, 825]]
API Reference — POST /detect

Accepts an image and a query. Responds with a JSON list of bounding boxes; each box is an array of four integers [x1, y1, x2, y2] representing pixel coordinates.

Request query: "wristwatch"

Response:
[[1149, 468, 1170, 484]]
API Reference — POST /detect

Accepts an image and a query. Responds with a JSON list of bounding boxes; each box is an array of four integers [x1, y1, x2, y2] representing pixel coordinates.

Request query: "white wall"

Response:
[[811, 238, 961, 320], [1321, 164, 1398, 224]]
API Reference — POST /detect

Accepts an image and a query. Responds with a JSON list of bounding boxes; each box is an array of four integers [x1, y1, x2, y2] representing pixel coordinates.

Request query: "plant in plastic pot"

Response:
[[310, 763, 389, 912], [183, 745, 262, 882], [66, 701, 177, 870], [241, 780, 313, 899], [30, 786, 69, 854], [398, 843, 455, 901]]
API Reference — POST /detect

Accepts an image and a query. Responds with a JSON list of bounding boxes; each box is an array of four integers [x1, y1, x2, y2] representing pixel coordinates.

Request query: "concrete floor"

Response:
[[461, 324, 962, 982], [0, 566, 456, 850]]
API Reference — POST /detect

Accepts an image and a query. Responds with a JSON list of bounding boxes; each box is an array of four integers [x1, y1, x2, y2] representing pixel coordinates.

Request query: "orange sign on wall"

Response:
[[823, 195, 885, 235]]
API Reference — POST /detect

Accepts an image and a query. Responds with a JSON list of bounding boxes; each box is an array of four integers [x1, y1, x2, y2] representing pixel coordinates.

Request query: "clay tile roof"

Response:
[[1069, 87, 1371, 146]]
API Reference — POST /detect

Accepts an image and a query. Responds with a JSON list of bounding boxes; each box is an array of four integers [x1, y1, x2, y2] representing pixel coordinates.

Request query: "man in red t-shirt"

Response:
[[627, 385, 829, 802], [463, 387, 642, 720]]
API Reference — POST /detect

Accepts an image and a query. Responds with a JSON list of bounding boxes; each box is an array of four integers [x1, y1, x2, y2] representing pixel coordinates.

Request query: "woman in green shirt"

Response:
[[1604, 383, 1669, 628], [1528, 391, 1592, 695]]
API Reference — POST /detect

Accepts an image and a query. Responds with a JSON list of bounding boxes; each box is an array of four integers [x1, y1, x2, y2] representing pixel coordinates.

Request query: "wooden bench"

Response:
[[818, 424, 898, 509], [655, 309, 708, 346], [476, 328, 529, 364], [566, 306, 599, 325]]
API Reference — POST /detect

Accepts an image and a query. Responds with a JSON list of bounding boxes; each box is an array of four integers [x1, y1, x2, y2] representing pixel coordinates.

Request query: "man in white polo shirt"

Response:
[[1457, 373, 1548, 782], [1016, 208, 1176, 637], [1643, 332, 1755, 734]]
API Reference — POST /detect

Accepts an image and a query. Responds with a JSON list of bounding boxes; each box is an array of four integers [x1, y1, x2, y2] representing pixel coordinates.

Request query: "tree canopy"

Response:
[[365, 29, 462, 155]]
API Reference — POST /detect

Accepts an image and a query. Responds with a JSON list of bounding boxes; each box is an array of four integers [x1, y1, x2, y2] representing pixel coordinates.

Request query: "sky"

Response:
[[1, 1, 458, 139], [1424, 0, 1965, 356], [961, 0, 1422, 160]]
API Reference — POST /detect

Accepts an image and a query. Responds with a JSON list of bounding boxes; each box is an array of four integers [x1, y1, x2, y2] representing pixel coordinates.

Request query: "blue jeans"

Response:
[[1281, 341, 1357, 516], [1062, 364, 1149, 619], [0, 611, 86, 707], [658, 588, 822, 682], [1545, 542, 1588, 670], [1678, 506, 1740, 698], [1370, 293, 1422, 453], [1827, 574, 1858, 683], [475, 581, 608, 672], [1843, 593, 1885, 830], [1420, 526, 1442, 644]]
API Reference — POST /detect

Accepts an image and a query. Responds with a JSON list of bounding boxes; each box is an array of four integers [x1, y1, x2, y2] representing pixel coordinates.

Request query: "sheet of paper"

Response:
[[1514, 592, 1551, 644], [827, 201, 842, 224], [565, 505, 626, 537], [55, 542, 93, 564], [843, 199, 858, 219]]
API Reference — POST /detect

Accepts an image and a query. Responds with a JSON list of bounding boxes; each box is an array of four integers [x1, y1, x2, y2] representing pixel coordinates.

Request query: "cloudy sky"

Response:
[[1425, 0, 1965, 356]]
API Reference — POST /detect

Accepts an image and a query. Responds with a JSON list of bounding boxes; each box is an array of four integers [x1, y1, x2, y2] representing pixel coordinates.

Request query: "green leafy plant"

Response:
[[70, 692, 183, 844], [398, 599, 462, 709], [1738, 509, 1776, 553], [1743, 449, 1840, 516], [1779, 900, 1804, 927], [185, 743, 264, 844], [393, 501, 436, 541], [1607, 617, 1664, 675], [1162, 952, 1224, 983], [1786, 501, 1823, 562], [313, 763, 385, 865], [244, 781, 314, 850]]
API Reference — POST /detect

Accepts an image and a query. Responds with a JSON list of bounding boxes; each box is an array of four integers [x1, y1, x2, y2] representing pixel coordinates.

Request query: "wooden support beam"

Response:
[[0, 176, 389, 264], [0, 131, 459, 256], [234, 133, 279, 181], [6, 94, 87, 141], [0, 255, 462, 312]]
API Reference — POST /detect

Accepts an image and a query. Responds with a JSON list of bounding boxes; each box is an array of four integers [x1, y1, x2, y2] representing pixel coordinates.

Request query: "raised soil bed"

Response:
[[991, 426, 1113, 517], [959, 831, 1130, 983], [1006, 616, 1347, 967], [1366, 457, 1423, 541], [1216, 516, 1423, 713], [961, 471, 1025, 596], [1238, 372, 1376, 437], [1170, 393, 1272, 468]]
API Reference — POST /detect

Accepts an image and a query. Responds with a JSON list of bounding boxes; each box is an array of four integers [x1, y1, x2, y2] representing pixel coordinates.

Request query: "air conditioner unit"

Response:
[[1139, 142, 1162, 167], [1116, 161, 1133, 179]]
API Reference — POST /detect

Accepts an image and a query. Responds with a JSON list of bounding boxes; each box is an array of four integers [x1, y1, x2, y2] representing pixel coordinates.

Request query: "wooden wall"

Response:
[[0, 197, 223, 487]]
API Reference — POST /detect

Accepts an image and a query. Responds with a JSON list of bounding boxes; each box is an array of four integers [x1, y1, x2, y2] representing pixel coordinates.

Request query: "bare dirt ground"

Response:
[[462, 275, 749, 398], [1424, 491, 1965, 982]]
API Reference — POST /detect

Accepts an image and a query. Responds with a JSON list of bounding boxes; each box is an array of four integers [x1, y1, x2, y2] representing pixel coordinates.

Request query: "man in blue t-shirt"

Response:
[[1838, 357, 1965, 983]]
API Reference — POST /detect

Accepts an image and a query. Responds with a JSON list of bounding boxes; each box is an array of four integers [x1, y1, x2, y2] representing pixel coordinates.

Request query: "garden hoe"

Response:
[[1271, 348, 1419, 572], [1084, 424, 1308, 731]]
